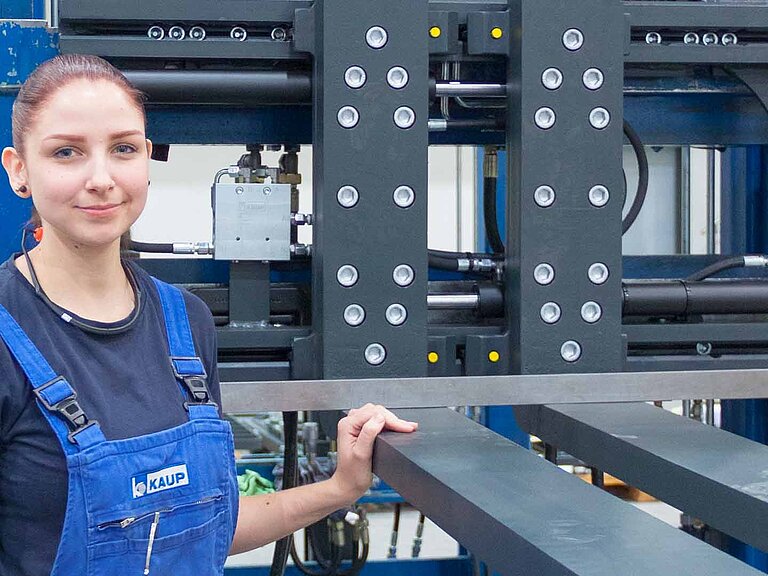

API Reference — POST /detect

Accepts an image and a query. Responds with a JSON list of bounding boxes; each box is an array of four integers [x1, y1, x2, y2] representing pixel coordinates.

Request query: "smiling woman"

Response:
[[0, 55, 416, 576]]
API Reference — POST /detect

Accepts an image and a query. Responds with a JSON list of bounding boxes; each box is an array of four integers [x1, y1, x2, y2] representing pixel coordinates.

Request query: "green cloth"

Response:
[[237, 469, 276, 496]]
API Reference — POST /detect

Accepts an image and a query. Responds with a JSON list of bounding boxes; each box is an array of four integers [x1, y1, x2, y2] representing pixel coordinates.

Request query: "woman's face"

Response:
[[16, 78, 150, 249]]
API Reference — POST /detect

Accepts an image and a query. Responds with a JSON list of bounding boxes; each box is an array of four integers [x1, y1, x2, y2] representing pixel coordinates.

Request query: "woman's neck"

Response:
[[15, 234, 135, 323]]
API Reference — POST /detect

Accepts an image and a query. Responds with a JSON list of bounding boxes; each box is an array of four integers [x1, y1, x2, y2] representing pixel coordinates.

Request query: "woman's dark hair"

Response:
[[12, 54, 146, 247]]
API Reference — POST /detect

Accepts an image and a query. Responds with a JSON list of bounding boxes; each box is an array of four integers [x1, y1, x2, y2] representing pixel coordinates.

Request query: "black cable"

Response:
[[270, 411, 299, 576], [387, 503, 401, 558], [128, 241, 174, 253], [483, 176, 504, 254], [622, 120, 649, 235], [686, 256, 747, 281]]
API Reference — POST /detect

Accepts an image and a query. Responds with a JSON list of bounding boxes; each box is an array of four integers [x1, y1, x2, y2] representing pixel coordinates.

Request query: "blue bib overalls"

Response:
[[0, 278, 238, 575]]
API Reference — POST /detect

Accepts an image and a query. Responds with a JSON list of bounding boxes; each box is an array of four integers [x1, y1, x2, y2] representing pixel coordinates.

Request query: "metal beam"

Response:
[[516, 402, 768, 553], [220, 368, 768, 412], [372, 408, 762, 576]]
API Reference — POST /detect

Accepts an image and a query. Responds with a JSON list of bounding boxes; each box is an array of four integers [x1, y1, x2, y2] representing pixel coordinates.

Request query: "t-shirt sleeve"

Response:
[[0, 344, 25, 449], [182, 290, 222, 408]]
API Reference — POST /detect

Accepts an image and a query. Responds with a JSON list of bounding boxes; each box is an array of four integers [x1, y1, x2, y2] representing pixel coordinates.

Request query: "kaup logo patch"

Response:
[[132, 464, 189, 499]]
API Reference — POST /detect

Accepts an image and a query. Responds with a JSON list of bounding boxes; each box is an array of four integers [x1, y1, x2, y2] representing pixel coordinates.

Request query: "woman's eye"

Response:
[[53, 148, 75, 159], [114, 144, 137, 154]]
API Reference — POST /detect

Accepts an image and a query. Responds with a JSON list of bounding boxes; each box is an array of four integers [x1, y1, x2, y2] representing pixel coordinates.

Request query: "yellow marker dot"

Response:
[[429, 26, 442, 38], [428, 351, 440, 364], [488, 350, 501, 363], [491, 27, 503, 39]]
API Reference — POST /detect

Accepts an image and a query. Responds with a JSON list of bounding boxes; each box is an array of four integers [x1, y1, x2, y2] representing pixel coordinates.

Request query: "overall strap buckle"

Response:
[[33, 376, 100, 444], [171, 357, 218, 410]]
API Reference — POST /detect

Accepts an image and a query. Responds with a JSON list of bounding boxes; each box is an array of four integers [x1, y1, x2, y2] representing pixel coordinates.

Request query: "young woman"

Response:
[[0, 54, 417, 576]]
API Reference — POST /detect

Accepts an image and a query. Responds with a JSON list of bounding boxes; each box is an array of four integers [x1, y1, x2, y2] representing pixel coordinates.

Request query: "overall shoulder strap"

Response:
[[151, 278, 219, 420], [0, 304, 106, 452]]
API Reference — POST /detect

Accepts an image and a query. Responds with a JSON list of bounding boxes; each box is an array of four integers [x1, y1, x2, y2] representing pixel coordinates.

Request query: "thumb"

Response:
[[354, 414, 386, 459]]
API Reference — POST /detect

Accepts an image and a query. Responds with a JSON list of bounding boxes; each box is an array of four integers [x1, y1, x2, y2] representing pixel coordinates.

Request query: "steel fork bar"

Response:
[[221, 368, 768, 412], [372, 408, 763, 576], [516, 402, 768, 552]]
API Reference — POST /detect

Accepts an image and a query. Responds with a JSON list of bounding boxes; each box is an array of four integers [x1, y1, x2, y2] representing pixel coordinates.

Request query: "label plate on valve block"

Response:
[[213, 182, 291, 261]]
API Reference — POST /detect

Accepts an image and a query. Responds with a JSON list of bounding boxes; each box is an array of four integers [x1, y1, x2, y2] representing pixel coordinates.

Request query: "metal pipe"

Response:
[[428, 293, 479, 310], [434, 82, 507, 97], [122, 70, 312, 105], [622, 280, 768, 316]]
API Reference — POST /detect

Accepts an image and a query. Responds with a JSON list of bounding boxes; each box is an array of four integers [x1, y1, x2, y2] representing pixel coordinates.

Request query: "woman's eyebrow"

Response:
[[42, 129, 144, 142]]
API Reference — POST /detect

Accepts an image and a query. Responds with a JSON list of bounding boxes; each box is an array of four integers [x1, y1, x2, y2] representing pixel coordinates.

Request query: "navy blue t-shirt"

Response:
[[0, 255, 222, 576]]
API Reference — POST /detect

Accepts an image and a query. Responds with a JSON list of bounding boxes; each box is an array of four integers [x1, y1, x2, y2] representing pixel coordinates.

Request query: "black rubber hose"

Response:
[[483, 176, 504, 254], [428, 249, 501, 260], [685, 256, 747, 281], [428, 254, 461, 271], [621, 120, 649, 235], [270, 411, 299, 576], [128, 241, 174, 253]]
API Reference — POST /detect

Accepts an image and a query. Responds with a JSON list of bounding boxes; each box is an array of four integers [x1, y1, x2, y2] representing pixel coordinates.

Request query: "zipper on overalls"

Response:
[[143, 512, 161, 575], [97, 493, 222, 531]]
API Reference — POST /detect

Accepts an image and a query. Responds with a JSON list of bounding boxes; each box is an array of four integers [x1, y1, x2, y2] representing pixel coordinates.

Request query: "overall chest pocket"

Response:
[[87, 490, 229, 576]]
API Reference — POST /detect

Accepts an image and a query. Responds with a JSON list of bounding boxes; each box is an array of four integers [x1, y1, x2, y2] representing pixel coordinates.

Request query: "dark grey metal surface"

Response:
[[504, 0, 625, 374], [515, 402, 768, 552], [303, 0, 429, 379], [373, 408, 763, 576], [220, 367, 768, 412]]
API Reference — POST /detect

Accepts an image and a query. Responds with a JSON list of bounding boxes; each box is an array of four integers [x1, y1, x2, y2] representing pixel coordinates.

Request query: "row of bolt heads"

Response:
[[146, 25, 287, 42], [645, 31, 739, 46]]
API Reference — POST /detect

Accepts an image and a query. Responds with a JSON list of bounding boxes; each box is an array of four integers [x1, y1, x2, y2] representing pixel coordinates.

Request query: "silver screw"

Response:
[[645, 31, 662, 45], [562, 28, 584, 51], [393, 264, 415, 287], [387, 67, 409, 89], [365, 343, 387, 365], [534, 107, 556, 130], [337, 185, 359, 208], [393, 186, 415, 208], [189, 26, 206, 41], [540, 302, 562, 324], [541, 68, 563, 90], [386, 304, 408, 326], [270, 27, 287, 41], [337, 106, 360, 129], [684, 32, 700, 45], [394, 106, 416, 129], [588, 262, 609, 285], [147, 26, 165, 40], [582, 68, 604, 90], [581, 301, 602, 323], [589, 107, 610, 130], [702, 32, 719, 46], [169, 26, 186, 40], [561, 340, 582, 362], [235, 186, 244, 195], [534, 185, 556, 207], [534, 263, 555, 286], [344, 304, 366, 326], [344, 66, 367, 89], [230, 26, 247, 41], [366, 26, 388, 49], [588, 185, 610, 207], [696, 342, 712, 355], [263, 187, 272, 196], [337, 265, 359, 287], [722, 32, 738, 46]]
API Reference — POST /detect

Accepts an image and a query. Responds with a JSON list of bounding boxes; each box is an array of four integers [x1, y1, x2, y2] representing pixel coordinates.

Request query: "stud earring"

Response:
[[18, 185, 27, 194]]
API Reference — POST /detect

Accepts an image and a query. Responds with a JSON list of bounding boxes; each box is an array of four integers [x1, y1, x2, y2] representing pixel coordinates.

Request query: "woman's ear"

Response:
[[1, 147, 30, 198], [145, 138, 153, 159]]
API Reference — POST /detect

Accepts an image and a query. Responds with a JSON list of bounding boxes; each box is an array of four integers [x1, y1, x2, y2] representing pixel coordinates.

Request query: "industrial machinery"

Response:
[[7, 0, 768, 574]]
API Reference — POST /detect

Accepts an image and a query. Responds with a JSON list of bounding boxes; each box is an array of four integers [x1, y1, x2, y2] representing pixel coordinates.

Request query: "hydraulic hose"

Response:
[[686, 256, 756, 281], [483, 177, 504, 254], [270, 411, 299, 576], [128, 241, 174, 253], [622, 120, 649, 235]]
